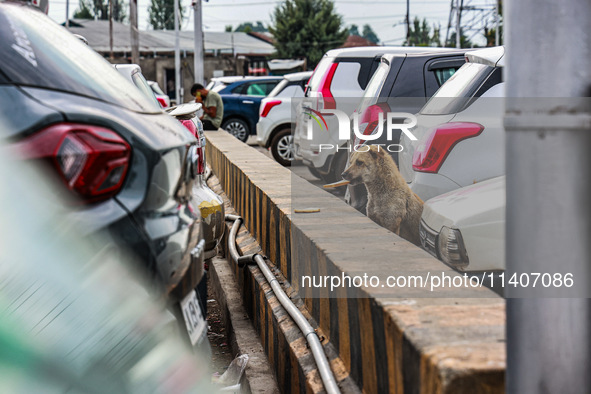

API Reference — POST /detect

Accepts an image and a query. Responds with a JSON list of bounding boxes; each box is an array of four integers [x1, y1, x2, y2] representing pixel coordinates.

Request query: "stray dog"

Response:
[[341, 146, 423, 245]]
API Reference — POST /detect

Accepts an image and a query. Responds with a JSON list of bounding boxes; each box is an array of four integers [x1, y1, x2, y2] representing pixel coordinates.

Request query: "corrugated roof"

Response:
[[66, 19, 274, 55]]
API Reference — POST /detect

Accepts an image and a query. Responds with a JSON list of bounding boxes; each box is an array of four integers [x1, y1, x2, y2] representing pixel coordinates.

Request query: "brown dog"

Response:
[[341, 146, 423, 245]]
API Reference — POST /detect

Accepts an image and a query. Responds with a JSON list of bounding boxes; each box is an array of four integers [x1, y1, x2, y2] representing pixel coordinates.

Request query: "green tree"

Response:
[[148, 0, 184, 30], [361, 24, 379, 44], [349, 24, 359, 36], [225, 25, 233, 32], [404, 17, 440, 46], [445, 30, 474, 48], [269, 0, 348, 68], [73, 0, 126, 21], [235, 21, 268, 33]]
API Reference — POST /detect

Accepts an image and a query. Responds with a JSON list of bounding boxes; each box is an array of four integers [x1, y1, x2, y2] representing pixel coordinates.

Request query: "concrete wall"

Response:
[[205, 130, 506, 394]]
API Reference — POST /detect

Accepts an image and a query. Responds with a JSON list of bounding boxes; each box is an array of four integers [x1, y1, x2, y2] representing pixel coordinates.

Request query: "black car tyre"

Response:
[[270, 128, 293, 166], [307, 166, 323, 179], [222, 118, 249, 142], [325, 150, 348, 183]]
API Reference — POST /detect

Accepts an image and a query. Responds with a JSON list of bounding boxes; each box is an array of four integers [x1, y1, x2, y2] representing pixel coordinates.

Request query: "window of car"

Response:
[[433, 67, 458, 86], [420, 62, 501, 115], [0, 4, 161, 114], [245, 81, 277, 96]]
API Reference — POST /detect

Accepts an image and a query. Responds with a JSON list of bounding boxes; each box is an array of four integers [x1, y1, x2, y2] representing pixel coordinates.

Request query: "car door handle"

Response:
[[242, 100, 254, 104]]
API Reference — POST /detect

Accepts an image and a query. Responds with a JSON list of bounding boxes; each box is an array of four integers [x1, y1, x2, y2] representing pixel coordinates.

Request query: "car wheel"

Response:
[[307, 166, 323, 179], [270, 128, 293, 166], [325, 150, 348, 183], [222, 119, 249, 142]]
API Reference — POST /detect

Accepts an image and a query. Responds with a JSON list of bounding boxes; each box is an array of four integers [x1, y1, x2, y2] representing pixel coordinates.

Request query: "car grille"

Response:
[[419, 219, 439, 258]]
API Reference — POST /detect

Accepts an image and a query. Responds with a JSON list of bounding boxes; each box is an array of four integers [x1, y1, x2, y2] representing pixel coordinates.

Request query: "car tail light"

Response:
[[260, 100, 281, 117], [354, 102, 391, 145], [412, 122, 483, 173], [157, 97, 168, 108], [196, 146, 205, 175], [15, 123, 131, 203], [318, 62, 338, 110]]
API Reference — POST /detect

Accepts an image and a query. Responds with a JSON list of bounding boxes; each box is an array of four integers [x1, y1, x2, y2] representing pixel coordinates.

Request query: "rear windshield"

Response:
[[268, 79, 288, 98], [306, 57, 333, 95], [0, 3, 161, 113], [149, 82, 165, 96], [420, 62, 497, 115]]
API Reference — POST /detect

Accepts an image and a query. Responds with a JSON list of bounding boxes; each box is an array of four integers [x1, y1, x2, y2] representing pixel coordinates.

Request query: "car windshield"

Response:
[[420, 62, 493, 115], [355, 59, 390, 115], [0, 3, 161, 114]]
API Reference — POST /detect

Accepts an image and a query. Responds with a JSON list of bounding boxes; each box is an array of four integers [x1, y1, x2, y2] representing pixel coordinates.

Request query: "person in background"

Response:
[[191, 83, 223, 131]]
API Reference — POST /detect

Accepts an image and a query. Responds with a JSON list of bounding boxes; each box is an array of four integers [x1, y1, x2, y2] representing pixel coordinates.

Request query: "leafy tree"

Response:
[[148, 0, 184, 30], [235, 21, 268, 33], [73, 0, 126, 22], [225, 25, 233, 32], [270, 0, 348, 68], [404, 17, 440, 46], [484, 26, 502, 46], [361, 24, 379, 44], [445, 30, 474, 48], [349, 24, 359, 36]]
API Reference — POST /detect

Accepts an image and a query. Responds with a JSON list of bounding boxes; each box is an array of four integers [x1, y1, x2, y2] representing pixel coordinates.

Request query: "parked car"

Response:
[[345, 49, 468, 211], [115, 66, 224, 260], [293, 46, 461, 183], [0, 154, 213, 393], [419, 176, 505, 271], [256, 71, 313, 166], [212, 76, 282, 142], [0, 2, 207, 346], [149, 80, 171, 108], [399, 46, 505, 202]]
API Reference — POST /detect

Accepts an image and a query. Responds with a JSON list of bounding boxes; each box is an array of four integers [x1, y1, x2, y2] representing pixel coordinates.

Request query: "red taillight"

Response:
[[15, 123, 131, 202], [318, 63, 338, 110], [260, 100, 282, 117], [196, 146, 205, 175], [412, 122, 484, 173], [157, 97, 168, 108], [354, 103, 391, 145]]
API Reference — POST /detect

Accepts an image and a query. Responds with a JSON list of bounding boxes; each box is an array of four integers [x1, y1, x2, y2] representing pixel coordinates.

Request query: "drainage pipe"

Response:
[[225, 215, 341, 394]]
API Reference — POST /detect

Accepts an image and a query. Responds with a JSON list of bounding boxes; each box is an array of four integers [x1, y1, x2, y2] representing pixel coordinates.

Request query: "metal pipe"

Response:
[[225, 215, 341, 394]]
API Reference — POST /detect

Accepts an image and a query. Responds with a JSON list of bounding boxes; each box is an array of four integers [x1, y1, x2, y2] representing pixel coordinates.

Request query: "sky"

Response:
[[48, 0, 496, 46]]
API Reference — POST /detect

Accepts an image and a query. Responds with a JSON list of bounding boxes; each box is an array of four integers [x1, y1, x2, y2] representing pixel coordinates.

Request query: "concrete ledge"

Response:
[[205, 130, 505, 394]]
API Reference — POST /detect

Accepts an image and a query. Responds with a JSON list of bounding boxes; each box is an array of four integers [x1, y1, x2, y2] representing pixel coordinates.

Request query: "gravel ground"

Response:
[[206, 272, 234, 377]]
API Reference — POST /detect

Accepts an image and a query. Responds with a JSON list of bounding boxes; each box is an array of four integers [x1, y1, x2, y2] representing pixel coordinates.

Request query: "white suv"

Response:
[[399, 46, 505, 201], [256, 71, 312, 166], [293, 46, 459, 182]]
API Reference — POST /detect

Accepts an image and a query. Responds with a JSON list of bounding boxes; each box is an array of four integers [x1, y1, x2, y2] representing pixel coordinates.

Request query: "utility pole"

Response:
[[65, 0, 69, 27], [494, 0, 499, 46], [505, 0, 591, 392], [130, 0, 139, 64], [455, 0, 463, 48], [174, 0, 182, 104], [445, 0, 454, 46], [405, 0, 410, 42], [109, 0, 114, 59], [193, 0, 204, 86]]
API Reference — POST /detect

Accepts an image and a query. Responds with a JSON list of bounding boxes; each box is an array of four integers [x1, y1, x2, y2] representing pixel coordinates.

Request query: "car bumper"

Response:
[[256, 117, 273, 147]]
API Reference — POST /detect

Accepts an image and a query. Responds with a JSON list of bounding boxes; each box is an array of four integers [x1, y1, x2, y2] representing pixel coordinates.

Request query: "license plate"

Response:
[[180, 290, 206, 345]]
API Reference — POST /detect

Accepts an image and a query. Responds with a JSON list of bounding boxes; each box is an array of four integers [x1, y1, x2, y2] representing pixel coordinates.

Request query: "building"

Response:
[[66, 19, 275, 103]]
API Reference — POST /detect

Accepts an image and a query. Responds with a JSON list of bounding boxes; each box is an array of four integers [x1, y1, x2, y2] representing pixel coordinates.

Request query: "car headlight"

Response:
[[437, 226, 469, 269]]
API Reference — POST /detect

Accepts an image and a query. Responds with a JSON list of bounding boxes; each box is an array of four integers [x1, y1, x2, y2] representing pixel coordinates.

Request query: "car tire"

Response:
[[307, 166, 323, 179], [222, 118, 249, 142], [270, 128, 293, 166], [325, 150, 348, 183]]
